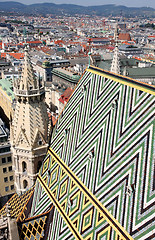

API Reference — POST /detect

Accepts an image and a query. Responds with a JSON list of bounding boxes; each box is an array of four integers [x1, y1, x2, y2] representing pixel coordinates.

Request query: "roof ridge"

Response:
[[88, 66, 155, 95]]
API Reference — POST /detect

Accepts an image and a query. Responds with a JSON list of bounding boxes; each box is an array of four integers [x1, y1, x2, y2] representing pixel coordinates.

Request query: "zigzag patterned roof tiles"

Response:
[[1, 66, 155, 239], [29, 66, 155, 239]]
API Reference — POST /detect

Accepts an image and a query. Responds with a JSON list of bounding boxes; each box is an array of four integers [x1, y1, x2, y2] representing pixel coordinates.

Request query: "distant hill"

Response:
[[0, 1, 154, 17]]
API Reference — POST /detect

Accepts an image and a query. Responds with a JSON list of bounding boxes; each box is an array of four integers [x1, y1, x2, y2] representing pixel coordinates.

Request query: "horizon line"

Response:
[[0, 1, 154, 9]]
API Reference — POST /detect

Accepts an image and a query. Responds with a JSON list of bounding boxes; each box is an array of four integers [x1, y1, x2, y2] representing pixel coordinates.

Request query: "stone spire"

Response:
[[110, 41, 120, 75], [114, 22, 119, 41], [19, 50, 38, 91], [14, 49, 41, 95], [11, 49, 49, 194]]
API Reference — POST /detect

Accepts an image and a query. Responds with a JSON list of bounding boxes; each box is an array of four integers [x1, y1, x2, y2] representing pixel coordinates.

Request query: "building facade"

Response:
[[0, 78, 14, 121], [0, 118, 14, 198]]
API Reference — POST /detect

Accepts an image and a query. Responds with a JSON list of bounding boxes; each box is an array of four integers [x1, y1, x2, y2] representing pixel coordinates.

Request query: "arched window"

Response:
[[38, 138, 42, 146], [23, 180, 28, 189], [37, 161, 42, 173], [22, 161, 27, 173]]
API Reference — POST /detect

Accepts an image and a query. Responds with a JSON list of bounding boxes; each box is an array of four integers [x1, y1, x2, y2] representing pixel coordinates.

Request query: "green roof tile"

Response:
[[0, 78, 14, 100]]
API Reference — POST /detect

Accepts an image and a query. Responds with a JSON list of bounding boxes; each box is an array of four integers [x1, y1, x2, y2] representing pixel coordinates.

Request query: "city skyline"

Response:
[[0, 1, 154, 238], [0, 0, 155, 8]]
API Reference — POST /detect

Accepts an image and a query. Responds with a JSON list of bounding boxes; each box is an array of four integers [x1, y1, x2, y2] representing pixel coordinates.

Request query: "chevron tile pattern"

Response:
[[29, 67, 154, 239], [35, 149, 132, 240]]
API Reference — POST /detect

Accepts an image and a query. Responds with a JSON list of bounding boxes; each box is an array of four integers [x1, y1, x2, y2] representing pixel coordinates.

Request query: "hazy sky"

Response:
[[0, 0, 155, 8]]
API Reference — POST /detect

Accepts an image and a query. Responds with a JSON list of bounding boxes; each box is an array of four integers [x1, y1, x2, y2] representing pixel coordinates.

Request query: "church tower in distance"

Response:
[[11, 49, 49, 194]]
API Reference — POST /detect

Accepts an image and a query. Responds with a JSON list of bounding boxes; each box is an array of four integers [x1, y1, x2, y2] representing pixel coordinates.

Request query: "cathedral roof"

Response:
[[0, 187, 34, 219], [2, 66, 155, 239]]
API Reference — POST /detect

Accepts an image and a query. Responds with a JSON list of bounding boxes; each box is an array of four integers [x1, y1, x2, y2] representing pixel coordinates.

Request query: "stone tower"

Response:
[[111, 23, 121, 74], [114, 22, 119, 41], [110, 43, 120, 74], [11, 49, 49, 194]]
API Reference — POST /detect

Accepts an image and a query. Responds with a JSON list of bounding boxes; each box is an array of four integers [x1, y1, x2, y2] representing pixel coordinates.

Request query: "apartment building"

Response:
[[0, 118, 14, 197]]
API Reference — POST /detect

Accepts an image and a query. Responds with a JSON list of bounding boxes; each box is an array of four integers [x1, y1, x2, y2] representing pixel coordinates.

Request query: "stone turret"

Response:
[[11, 49, 49, 194]]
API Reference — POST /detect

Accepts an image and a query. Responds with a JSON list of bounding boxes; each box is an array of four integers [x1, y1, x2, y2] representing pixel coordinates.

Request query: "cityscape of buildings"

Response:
[[0, 3, 154, 240]]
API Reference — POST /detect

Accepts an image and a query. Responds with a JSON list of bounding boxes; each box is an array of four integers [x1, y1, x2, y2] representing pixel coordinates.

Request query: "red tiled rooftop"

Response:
[[0, 52, 24, 59], [62, 88, 73, 99], [133, 56, 142, 61], [58, 97, 64, 104], [59, 88, 73, 104], [118, 33, 131, 41], [55, 40, 64, 44], [0, 52, 6, 58], [26, 40, 42, 44], [40, 46, 51, 53]]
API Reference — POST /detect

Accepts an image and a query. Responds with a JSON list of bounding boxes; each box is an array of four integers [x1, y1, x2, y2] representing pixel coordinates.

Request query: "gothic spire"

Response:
[[114, 22, 119, 41], [19, 48, 38, 92], [110, 42, 120, 75]]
